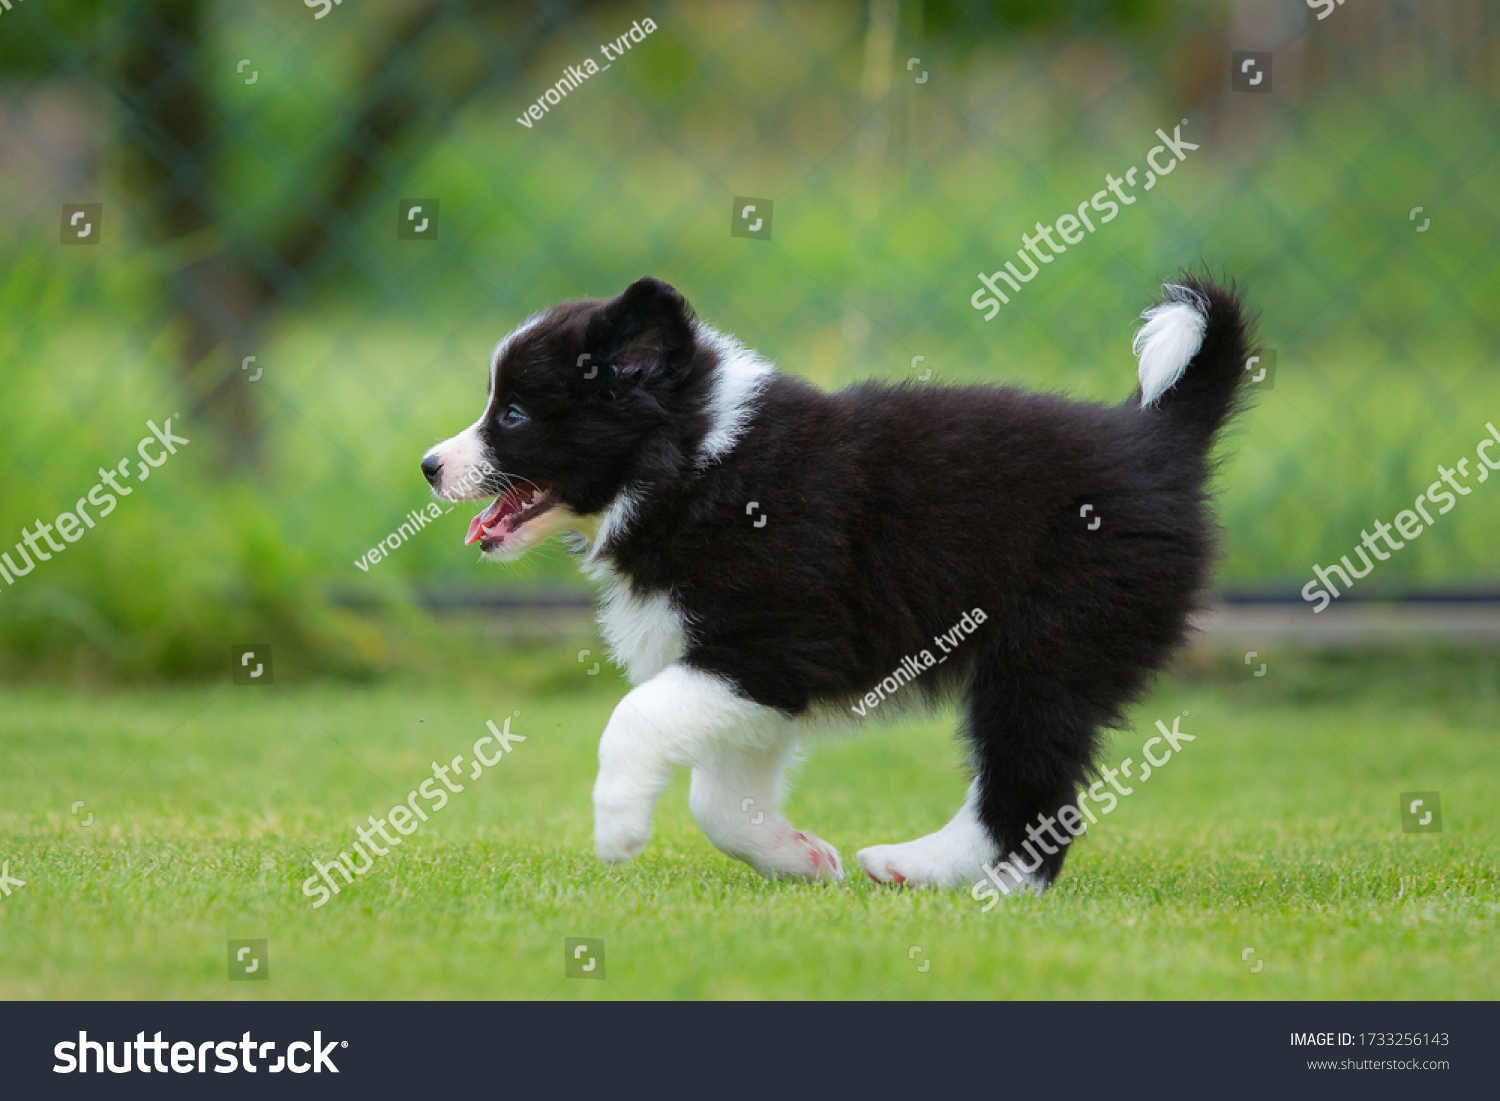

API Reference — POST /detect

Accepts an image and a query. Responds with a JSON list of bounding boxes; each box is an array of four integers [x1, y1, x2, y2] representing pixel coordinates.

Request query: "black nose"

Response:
[[421, 453, 443, 488]]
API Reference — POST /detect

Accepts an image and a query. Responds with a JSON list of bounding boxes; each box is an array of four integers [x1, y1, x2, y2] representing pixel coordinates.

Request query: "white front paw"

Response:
[[784, 830, 844, 883], [593, 790, 652, 864]]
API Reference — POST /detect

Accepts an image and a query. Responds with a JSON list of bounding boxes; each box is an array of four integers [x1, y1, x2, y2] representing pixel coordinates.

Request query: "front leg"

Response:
[[592, 663, 769, 863], [689, 748, 843, 881]]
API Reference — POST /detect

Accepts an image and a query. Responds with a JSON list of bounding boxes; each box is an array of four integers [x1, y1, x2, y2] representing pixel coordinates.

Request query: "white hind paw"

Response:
[[857, 842, 955, 888], [859, 781, 1005, 890]]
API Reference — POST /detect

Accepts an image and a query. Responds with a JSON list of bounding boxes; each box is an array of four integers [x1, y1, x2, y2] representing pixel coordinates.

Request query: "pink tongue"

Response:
[[464, 497, 510, 547]]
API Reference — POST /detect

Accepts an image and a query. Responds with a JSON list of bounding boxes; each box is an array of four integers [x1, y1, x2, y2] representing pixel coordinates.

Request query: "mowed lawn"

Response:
[[0, 649, 1496, 1000]]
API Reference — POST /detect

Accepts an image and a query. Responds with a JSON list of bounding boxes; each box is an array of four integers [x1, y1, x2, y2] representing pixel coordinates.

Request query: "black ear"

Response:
[[585, 276, 695, 390]]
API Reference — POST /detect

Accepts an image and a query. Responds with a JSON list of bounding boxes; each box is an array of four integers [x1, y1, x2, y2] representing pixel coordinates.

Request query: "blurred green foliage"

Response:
[[0, 0, 1496, 681]]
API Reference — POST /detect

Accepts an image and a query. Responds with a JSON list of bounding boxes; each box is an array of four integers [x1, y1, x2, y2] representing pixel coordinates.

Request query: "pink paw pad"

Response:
[[793, 830, 820, 870], [791, 830, 840, 879]]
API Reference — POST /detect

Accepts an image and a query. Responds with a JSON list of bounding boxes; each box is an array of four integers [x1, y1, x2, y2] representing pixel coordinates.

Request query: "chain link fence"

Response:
[[1, 0, 1497, 676]]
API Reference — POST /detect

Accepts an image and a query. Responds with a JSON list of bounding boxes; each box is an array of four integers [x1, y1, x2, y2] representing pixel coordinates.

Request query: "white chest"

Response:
[[590, 566, 684, 684]]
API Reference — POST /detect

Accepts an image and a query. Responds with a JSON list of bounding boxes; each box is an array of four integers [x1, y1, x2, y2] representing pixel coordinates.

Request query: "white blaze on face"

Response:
[[423, 425, 493, 502]]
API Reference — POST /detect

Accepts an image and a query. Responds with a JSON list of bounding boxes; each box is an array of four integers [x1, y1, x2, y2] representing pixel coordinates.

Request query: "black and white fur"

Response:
[[421, 276, 1252, 892]]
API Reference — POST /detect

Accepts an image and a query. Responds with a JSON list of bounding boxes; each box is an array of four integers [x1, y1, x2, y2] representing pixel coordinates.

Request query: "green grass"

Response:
[[1, 648, 1497, 1000]]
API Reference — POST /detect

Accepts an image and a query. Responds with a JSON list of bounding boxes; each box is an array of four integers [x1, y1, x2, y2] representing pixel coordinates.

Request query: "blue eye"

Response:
[[501, 404, 528, 427]]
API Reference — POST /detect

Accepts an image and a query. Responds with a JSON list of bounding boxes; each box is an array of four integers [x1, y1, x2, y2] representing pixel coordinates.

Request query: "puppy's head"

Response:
[[421, 276, 706, 560]]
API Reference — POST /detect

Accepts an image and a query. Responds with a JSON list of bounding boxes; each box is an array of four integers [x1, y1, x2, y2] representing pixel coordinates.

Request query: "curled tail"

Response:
[[1131, 278, 1253, 446]]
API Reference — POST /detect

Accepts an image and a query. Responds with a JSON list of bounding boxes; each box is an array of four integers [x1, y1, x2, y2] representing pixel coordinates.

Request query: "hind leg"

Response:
[[967, 670, 1097, 892], [860, 668, 1095, 894], [690, 745, 843, 882]]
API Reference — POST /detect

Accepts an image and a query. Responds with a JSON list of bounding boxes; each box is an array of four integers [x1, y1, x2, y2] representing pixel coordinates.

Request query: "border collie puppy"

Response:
[[421, 276, 1251, 893]]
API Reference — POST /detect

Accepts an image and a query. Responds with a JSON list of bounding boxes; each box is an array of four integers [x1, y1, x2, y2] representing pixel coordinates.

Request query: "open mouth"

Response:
[[464, 481, 557, 552]]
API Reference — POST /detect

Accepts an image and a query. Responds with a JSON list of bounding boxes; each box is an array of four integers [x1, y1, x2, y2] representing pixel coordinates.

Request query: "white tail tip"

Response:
[[1133, 285, 1208, 407]]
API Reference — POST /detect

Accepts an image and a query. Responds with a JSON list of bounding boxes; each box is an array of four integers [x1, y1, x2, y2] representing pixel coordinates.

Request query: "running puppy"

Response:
[[421, 276, 1252, 892]]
